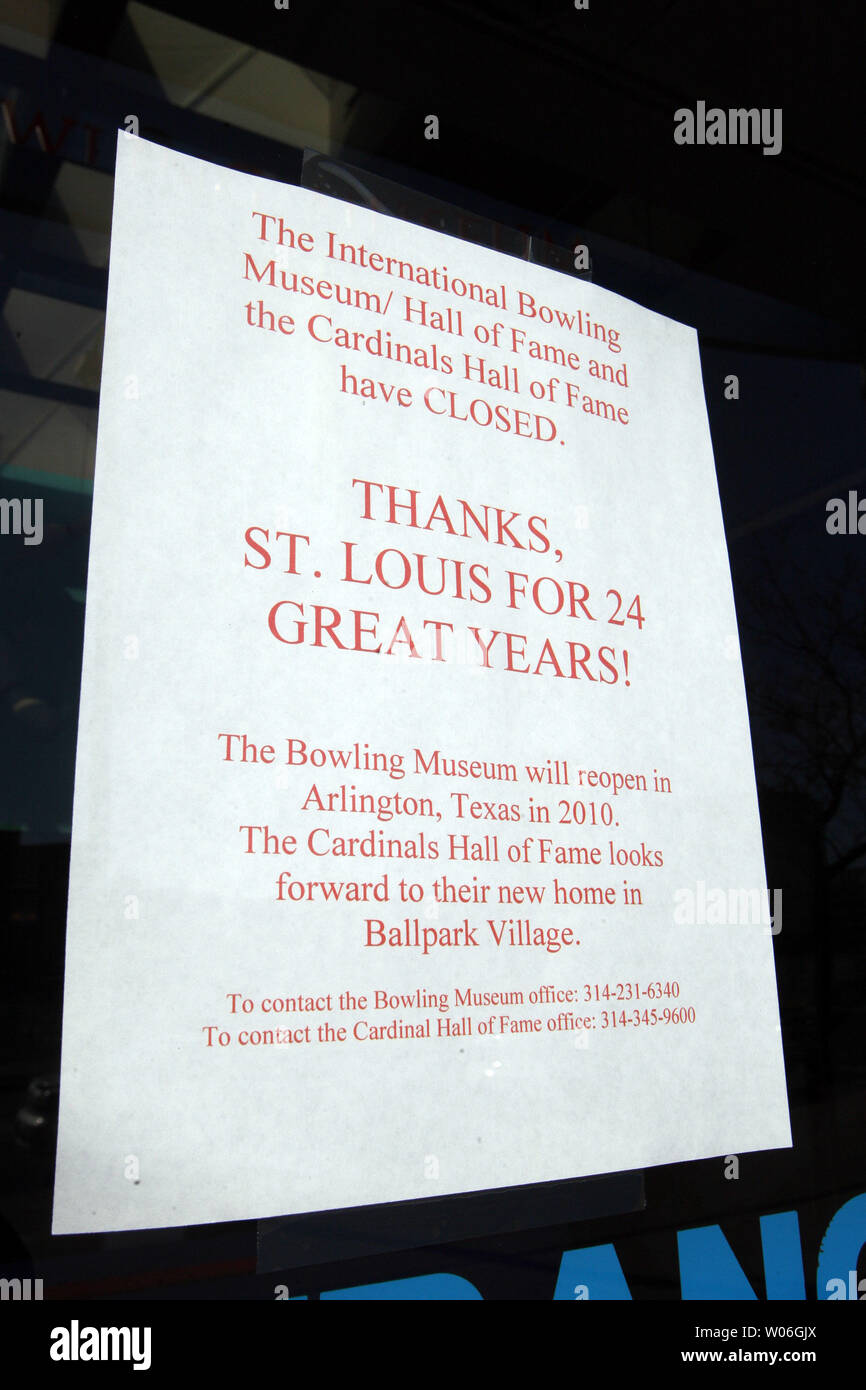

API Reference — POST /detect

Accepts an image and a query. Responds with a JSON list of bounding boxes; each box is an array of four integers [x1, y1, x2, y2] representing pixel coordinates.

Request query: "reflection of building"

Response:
[[827, 866, 866, 1088], [758, 786, 823, 1100]]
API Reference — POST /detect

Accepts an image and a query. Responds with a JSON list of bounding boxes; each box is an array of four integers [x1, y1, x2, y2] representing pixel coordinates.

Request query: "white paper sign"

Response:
[[53, 135, 790, 1233]]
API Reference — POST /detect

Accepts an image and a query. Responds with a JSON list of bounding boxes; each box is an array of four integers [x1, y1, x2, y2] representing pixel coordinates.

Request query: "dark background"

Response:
[[0, 0, 863, 1302]]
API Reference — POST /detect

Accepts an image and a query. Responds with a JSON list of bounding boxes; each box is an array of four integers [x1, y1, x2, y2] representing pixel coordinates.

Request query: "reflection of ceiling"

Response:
[[0, 2, 359, 490], [4, 287, 102, 384], [121, 3, 356, 150]]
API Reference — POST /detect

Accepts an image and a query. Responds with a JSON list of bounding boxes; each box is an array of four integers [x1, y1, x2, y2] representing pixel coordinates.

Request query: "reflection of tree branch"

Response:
[[737, 544, 866, 874], [827, 840, 866, 877]]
